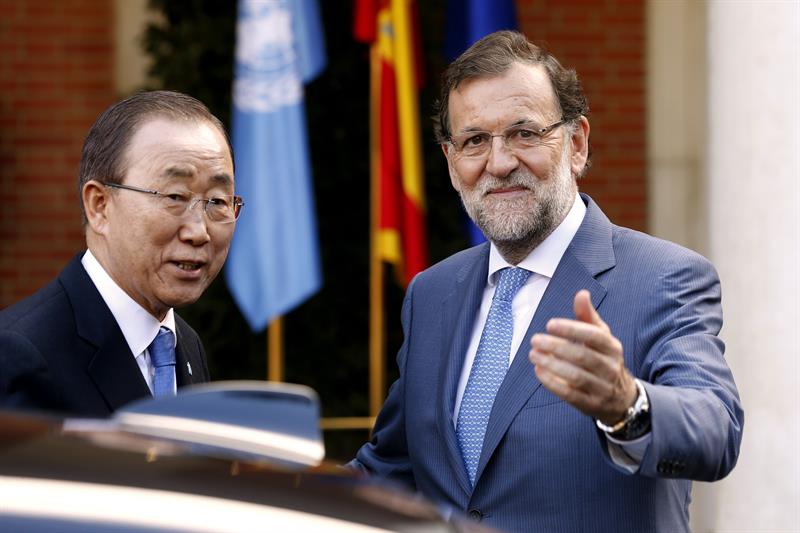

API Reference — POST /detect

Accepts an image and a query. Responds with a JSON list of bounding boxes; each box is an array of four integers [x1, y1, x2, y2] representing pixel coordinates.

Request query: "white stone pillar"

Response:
[[691, 1, 800, 531], [647, 0, 707, 254]]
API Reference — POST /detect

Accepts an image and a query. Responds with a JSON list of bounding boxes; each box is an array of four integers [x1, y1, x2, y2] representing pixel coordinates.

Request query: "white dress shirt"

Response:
[[452, 193, 650, 472], [81, 250, 177, 395]]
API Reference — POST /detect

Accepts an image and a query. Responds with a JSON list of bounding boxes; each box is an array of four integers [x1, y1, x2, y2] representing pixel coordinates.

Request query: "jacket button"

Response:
[[658, 460, 678, 475], [468, 509, 483, 521]]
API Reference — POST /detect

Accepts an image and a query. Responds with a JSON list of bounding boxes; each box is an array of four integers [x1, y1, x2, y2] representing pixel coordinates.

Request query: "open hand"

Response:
[[529, 290, 637, 425]]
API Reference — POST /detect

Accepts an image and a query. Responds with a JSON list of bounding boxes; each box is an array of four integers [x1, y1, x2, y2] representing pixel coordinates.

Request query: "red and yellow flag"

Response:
[[355, 0, 428, 286]]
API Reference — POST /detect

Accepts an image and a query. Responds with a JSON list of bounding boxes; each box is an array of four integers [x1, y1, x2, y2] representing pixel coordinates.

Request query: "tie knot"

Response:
[[149, 327, 175, 368], [493, 267, 532, 302]]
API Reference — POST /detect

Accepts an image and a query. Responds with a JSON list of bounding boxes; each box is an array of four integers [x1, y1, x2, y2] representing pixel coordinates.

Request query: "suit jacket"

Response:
[[0, 253, 210, 417], [354, 195, 743, 533]]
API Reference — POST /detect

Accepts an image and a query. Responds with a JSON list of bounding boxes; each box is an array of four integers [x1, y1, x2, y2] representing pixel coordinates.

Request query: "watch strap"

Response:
[[596, 379, 650, 440]]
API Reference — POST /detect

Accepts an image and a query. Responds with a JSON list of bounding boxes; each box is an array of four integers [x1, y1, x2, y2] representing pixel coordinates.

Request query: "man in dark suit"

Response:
[[0, 91, 243, 417], [352, 32, 743, 532]]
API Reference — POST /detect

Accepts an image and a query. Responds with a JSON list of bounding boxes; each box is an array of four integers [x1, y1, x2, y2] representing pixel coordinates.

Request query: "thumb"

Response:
[[573, 289, 606, 329]]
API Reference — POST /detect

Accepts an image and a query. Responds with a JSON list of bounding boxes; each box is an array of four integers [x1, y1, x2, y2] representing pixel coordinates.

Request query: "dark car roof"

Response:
[[0, 383, 496, 532]]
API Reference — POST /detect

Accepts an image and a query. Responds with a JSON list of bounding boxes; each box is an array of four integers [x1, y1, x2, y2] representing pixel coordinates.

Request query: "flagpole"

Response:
[[368, 43, 385, 419], [268, 316, 284, 382], [369, 234, 385, 418]]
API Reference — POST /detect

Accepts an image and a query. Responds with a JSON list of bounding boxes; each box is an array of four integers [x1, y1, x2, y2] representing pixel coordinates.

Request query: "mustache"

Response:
[[475, 171, 539, 196]]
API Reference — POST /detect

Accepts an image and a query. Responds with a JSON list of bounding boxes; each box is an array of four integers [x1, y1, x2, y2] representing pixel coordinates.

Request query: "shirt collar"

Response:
[[488, 192, 587, 284], [81, 250, 176, 356]]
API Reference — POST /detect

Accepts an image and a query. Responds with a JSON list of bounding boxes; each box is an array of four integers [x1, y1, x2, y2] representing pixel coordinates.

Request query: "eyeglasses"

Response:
[[102, 182, 244, 224], [447, 119, 566, 159]]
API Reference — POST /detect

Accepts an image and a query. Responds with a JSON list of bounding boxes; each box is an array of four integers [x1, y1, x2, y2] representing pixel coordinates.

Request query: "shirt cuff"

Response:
[[606, 431, 652, 473]]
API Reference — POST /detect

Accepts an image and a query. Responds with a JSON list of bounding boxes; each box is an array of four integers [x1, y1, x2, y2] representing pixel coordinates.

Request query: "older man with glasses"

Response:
[[0, 91, 242, 416], [351, 31, 743, 533]]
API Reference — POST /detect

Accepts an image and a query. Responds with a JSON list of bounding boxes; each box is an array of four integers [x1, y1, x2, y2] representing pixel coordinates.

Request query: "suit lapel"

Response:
[[474, 195, 617, 485], [174, 320, 199, 387], [59, 255, 151, 413], [87, 338, 152, 411], [435, 244, 490, 496]]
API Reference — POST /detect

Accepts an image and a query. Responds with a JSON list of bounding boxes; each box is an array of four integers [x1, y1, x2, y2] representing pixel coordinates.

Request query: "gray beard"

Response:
[[459, 147, 576, 264]]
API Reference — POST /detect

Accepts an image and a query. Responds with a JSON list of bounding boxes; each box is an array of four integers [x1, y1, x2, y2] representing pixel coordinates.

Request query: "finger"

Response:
[[532, 333, 595, 366], [573, 290, 609, 332], [533, 362, 608, 415], [531, 333, 622, 382], [530, 346, 610, 395], [543, 320, 623, 359], [532, 353, 636, 421]]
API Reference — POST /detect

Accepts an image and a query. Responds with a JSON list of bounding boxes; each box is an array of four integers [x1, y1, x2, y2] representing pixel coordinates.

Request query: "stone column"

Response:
[[692, 1, 800, 530]]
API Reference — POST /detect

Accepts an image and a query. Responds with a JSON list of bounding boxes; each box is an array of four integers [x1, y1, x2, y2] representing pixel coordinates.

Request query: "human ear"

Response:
[[569, 116, 590, 177], [82, 180, 111, 235]]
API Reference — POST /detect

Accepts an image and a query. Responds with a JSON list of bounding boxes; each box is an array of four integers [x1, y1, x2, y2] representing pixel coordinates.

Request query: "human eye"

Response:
[[511, 125, 541, 139], [204, 196, 236, 221], [466, 133, 489, 146], [508, 125, 542, 147], [207, 196, 231, 208], [206, 196, 232, 217], [158, 192, 190, 214], [457, 132, 490, 154], [163, 192, 190, 202]]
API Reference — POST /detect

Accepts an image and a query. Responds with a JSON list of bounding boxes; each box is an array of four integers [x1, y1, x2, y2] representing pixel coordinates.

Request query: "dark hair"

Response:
[[78, 90, 233, 222], [433, 30, 590, 168]]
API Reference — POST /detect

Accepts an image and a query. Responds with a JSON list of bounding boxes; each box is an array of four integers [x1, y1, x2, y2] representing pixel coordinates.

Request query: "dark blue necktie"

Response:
[[149, 326, 176, 398], [456, 267, 532, 486]]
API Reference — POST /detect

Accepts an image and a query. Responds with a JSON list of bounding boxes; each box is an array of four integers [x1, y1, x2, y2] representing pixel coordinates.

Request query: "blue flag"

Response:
[[444, 0, 518, 61], [444, 0, 517, 246], [226, 0, 326, 331]]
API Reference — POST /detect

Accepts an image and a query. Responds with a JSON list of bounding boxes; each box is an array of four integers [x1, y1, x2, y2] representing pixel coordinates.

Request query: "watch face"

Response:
[[610, 382, 651, 440], [617, 410, 651, 440], [597, 380, 651, 440]]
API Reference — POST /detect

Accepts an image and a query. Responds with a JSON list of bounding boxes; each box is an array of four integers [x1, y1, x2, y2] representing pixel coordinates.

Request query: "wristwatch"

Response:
[[595, 378, 651, 441]]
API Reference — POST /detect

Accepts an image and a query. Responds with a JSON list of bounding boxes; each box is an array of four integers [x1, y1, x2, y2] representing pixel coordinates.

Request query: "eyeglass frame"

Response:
[[445, 118, 567, 158], [100, 181, 244, 223]]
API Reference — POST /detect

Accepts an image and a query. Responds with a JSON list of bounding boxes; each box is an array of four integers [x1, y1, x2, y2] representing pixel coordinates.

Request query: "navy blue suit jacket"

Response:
[[0, 253, 209, 417], [354, 195, 743, 533]]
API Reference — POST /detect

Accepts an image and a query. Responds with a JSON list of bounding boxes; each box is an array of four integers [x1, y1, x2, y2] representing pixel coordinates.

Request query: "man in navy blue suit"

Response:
[[0, 91, 243, 416], [352, 31, 743, 532]]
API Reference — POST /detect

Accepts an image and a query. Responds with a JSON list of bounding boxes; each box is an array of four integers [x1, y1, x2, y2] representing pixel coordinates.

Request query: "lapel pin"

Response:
[[187, 362, 193, 376]]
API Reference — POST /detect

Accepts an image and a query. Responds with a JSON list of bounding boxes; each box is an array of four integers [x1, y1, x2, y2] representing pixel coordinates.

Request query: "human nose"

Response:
[[484, 134, 519, 177], [179, 200, 211, 245]]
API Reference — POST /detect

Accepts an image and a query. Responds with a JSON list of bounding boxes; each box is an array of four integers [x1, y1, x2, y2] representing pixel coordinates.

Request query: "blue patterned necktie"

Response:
[[149, 327, 176, 398], [456, 267, 532, 486]]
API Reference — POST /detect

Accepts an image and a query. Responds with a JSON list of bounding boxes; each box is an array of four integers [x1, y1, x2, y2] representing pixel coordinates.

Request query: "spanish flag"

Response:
[[355, 0, 428, 286], [355, 0, 428, 417]]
